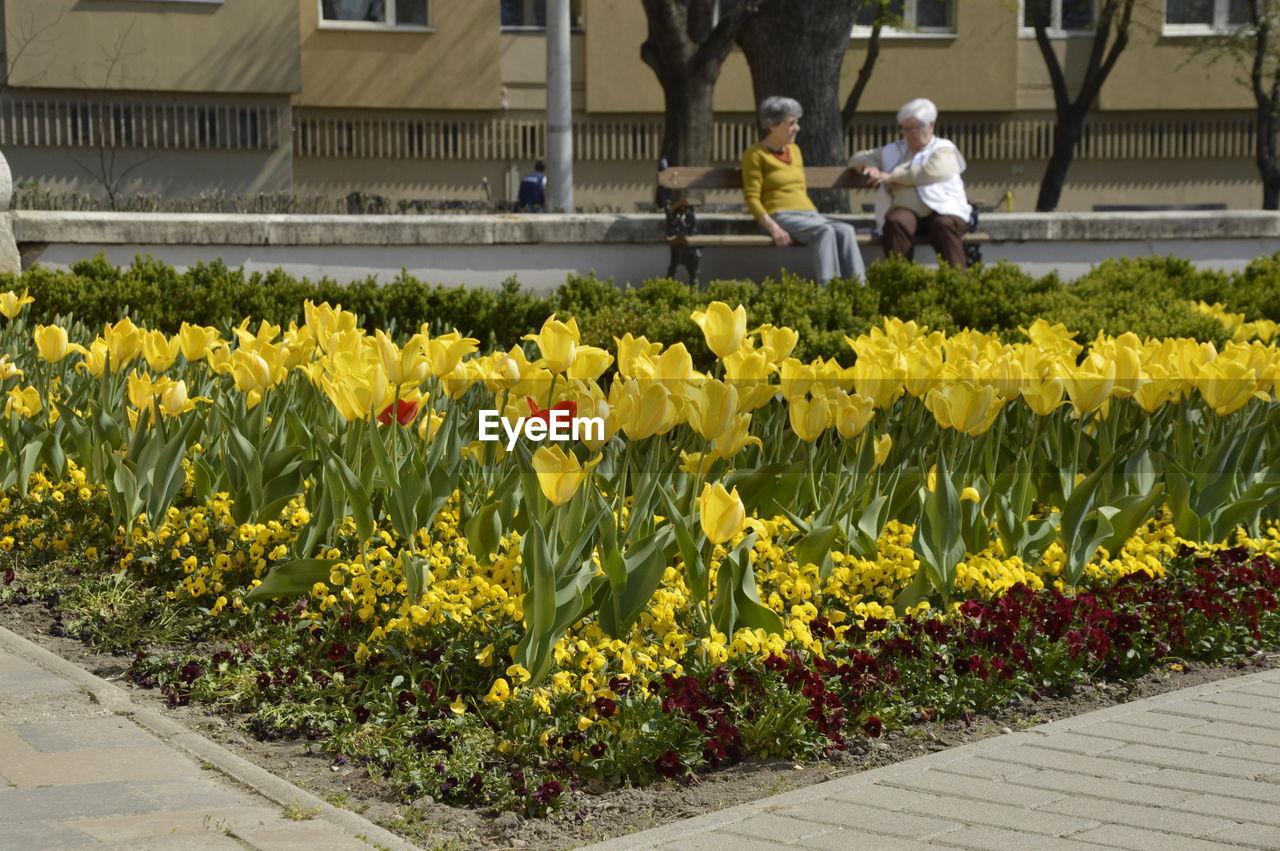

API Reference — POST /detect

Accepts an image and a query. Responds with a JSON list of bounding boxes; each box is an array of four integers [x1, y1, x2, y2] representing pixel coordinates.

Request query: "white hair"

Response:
[[759, 96, 803, 132], [897, 98, 938, 126]]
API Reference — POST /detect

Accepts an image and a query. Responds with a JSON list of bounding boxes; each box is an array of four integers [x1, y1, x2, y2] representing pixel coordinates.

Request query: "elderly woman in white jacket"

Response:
[[851, 98, 972, 269]]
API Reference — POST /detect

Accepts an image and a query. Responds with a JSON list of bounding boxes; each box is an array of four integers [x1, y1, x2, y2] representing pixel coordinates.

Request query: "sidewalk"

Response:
[[0, 626, 415, 849], [587, 667, 1280, 850]]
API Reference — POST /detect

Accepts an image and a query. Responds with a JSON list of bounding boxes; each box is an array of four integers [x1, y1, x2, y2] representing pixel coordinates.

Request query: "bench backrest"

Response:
[[658, 166, 871, 191]]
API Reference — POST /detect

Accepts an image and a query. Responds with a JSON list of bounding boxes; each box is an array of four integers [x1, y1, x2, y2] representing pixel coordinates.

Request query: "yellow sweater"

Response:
[[741, 142, 816, 220]]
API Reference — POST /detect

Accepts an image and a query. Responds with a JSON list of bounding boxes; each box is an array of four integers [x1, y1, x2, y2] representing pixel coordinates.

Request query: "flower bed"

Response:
[[2, 280, 1280, 819]]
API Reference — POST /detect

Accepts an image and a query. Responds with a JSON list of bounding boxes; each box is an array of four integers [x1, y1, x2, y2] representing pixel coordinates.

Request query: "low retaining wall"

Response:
[[4, 210, 1279, 292]]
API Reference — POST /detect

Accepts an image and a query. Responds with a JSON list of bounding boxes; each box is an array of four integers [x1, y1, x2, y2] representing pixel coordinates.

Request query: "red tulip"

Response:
[[378, 399, 419, 426], [526, 397, 578, 427]]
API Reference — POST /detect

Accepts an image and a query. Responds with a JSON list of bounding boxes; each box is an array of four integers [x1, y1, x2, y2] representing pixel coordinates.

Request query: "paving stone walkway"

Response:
[[0, 633, 402, 849], [588, 667, 1280, 850]]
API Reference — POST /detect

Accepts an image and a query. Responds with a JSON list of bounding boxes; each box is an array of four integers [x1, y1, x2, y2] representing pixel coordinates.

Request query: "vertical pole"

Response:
[[546, 0, 573, 212]]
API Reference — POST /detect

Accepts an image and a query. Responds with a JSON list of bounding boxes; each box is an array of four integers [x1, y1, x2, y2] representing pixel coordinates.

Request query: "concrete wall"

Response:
[[7, 210, 1278, 292], [2, 0, 300, 94]]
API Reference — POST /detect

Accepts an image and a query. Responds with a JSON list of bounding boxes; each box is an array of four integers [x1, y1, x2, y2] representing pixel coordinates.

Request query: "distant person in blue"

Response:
[[516, 160, 547, 212]]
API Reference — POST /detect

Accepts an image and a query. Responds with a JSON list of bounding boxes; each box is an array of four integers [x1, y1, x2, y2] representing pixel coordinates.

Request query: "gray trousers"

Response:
[[771, 210, 866, 284]]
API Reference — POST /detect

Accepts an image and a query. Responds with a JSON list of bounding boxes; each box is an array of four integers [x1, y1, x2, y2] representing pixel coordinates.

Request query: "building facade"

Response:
[[0, 0, 1264, 211]]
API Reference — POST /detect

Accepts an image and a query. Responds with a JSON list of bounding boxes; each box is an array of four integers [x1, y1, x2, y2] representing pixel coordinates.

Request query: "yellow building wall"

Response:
[[2, 0, 299, 94], [1097, 1, 1251, 110], [298, 0, 500, 110]]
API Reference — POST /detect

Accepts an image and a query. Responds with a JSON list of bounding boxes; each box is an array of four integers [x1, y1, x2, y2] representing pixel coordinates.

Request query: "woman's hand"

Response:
[[861, 166, 891, 188], [758, 214, 792, 247]]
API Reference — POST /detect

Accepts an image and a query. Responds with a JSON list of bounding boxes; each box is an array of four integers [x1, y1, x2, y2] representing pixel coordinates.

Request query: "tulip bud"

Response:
[[698, 482, 746, 545]]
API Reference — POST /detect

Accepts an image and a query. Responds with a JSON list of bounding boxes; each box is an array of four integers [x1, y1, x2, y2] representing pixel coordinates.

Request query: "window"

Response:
[[501, 0, 584, 30], [1164, 0, 1250, 32], [853, 1, 955, 35], [320, 0, 429, 29], [1021, 0, 1096, 34]]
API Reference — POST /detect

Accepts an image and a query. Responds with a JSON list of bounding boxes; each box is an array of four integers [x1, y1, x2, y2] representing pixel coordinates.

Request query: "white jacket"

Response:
[[874, 136, 972, 229]]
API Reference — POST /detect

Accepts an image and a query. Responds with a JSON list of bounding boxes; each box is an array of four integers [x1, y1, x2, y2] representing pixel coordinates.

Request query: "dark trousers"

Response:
[[882, 207, 969, 269]]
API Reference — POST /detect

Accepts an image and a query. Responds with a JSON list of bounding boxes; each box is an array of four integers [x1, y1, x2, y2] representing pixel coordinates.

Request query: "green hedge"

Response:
[[9, 251, 1271, 365]]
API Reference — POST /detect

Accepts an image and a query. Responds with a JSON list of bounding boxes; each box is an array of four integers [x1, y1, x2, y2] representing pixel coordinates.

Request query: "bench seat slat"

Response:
[[667, 233, 990, 248], [658, 166, 871, 190]]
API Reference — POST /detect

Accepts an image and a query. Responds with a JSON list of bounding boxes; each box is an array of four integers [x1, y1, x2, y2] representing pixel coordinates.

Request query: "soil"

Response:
[[3, 597, 1275, 851]]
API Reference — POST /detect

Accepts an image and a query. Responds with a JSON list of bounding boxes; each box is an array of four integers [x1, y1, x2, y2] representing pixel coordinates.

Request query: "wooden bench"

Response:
[[656, 165, 989, 285]]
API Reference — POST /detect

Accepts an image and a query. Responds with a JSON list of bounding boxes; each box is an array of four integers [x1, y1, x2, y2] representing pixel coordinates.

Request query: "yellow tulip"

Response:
[[141, 329, 181, 372], [77, 340, 109, 377], [479, 350, 525, 394], [1059, 357, 1116, 416], [0, 289, 34, 320], [788, 394, 831, 442], [851, 351, 906, 409], [712, 413, 762, 460], [831, 391, 876, 439], [753, 323, 799, 363], [1019, 319, 1083, 359], [698, 482, 746, 545], [872, 434, 893, 469], [176, 323, 223, 362], [684, 380, 738, 441], [902, 343, 942, 398], [612, 380, 677, 440], [440, 361, 476, 400], [33, 325, 72, 363], [103, 317, 143, 368], [925, 381, 1004, 436], [5, 385, 41, 419], [531, 445, 599, 506], [566, 346, 614, 382], [1195, 359, 1268, 415], [652, 343, 697, 385], [690, 302, 747, 359], [961, 487, 982, 503], [304, 300, 359, 351], [778, 358, 815, 401], [424, 330, 480, 378], [523, 316, 579, 374], [1021, 376, 1066, 416], [158, 380, 202, 416], [0, 356, 22, 380], [722, 349, 776, 410], [417, 410, 445, 441], [126, 370, 158, 411], [375, 331, 430, 387], [614, 333, 662, 379]]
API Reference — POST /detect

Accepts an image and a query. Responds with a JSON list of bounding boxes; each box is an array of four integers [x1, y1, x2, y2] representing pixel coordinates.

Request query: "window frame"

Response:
[[1018, 0, 1099, 38], [317, 0, 433, 32], [1161, 0, 1250, 35], [500, 0, 585, 33], [850, 0, 958, 38]]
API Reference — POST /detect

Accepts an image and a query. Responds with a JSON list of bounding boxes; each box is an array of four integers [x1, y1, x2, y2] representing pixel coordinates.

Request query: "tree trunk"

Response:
[[736, 0, 858, 212], [1258, 105, 1280, 210], [1036, 113, 1085, 212], [656, 68, 718, 168]]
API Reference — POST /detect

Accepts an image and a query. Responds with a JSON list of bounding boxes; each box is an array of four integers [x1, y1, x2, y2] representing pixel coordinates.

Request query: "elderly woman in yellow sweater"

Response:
[[741, 96, 865, 285]]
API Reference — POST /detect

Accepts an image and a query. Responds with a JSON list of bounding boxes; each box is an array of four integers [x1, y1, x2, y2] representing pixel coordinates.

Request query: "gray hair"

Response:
[[759, 96, 803, 132], [897, 98, 938, 126]]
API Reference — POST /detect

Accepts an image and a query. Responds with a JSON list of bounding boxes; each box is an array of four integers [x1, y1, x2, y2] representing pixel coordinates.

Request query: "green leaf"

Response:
[[662, 488, 708, 603], [910, 450, 964, 605], [464, 501, 505, 566], [246, 558, 342, 601]]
